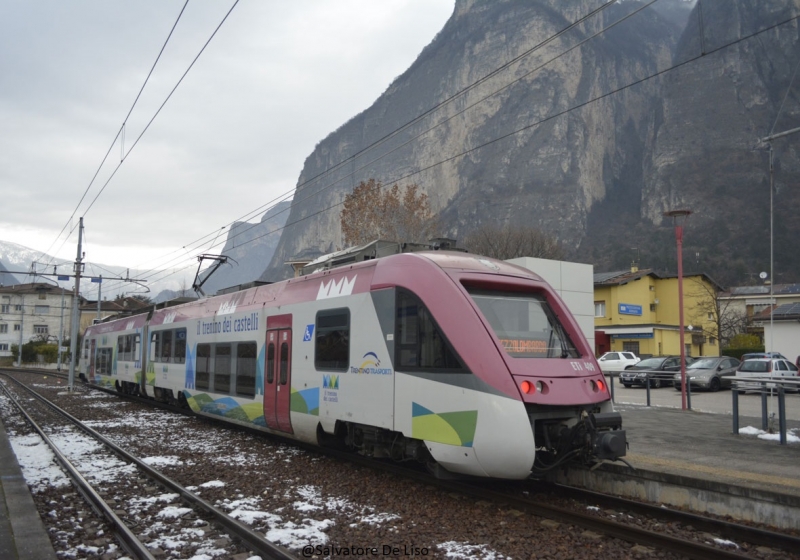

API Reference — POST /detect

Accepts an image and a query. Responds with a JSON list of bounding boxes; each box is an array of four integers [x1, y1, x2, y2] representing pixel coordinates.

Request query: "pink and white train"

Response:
[[80, 249, 626, 479]]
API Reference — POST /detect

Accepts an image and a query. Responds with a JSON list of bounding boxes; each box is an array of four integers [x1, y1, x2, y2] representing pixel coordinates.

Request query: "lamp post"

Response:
[[664, 209, 692, 411]]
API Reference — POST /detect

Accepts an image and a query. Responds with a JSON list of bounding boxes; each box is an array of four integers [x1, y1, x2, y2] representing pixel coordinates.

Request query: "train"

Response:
[[79, 245, 626, 479]]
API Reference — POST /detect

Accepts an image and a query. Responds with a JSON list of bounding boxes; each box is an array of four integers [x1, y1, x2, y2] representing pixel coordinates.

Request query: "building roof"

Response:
[[593, 269, 722, 291], [754, 302, 800, 322], [721, 283, 800, 298], [0, 282, 67, 295]]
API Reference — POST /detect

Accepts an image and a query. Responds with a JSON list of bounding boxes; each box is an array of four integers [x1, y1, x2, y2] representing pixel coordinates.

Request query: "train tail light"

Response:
[[520, 380, 535, 394]]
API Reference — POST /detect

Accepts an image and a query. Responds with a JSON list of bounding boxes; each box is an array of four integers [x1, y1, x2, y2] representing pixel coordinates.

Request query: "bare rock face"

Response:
[[258, 0, 800, 286]]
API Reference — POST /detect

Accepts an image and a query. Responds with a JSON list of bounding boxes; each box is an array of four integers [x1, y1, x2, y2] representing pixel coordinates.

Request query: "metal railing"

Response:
[[732, 378, 800, 446], [604, 370, 689, 408]]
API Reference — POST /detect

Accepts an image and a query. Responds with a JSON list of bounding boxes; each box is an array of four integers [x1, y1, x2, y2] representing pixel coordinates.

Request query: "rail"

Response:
[[732, 378, 800, 446]]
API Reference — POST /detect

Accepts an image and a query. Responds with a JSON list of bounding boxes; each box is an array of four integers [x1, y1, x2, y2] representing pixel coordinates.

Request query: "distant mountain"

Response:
[[0, 240, 192, 301], [193, 200, 291, 295], [256, 0, 800, 287], [0, 260, 19, 286]]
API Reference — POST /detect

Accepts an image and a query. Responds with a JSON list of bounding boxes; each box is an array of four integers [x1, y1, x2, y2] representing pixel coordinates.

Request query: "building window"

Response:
[[622, 341, 640, 355], [0, 344, 8, 351], [315, 308, 350, 371], [0, 304, 8, 313], [34, 305, 50, 315], [0, 325, 6, 334], [14, 324, 20, 331], [14, 305, 21, 311], [34, 325, 48, 335], [594, 301, 606, 317], [650, 304, 656, 312]]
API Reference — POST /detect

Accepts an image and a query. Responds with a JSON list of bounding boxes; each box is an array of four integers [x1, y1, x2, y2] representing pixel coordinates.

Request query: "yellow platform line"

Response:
[[626, 453, 800, 490]]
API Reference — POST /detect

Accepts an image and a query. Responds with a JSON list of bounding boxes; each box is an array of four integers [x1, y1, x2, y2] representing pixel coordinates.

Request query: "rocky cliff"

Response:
[[256, 0, 799, 286]]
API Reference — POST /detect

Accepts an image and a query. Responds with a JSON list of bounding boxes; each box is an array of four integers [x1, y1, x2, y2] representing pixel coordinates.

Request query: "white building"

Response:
[[0, 283, 76, 358], [758, 303, 800, 364]]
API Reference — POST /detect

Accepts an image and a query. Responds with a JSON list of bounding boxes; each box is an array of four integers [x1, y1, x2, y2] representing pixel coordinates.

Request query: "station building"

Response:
[[593, 267, 721, 359]]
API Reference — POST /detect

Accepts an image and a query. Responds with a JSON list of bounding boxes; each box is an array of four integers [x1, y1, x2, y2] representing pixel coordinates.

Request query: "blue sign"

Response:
[[611, 333, 653, 339], [57, 275, 70, 281], [90, 277, 103, 283], [618, 303, 642, 316], [303, 324, 315, 342]]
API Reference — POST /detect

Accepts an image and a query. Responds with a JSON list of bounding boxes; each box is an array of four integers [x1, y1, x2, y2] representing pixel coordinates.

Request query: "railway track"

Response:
[[0, 371, 295, 560], [3, 368, 799, 559]]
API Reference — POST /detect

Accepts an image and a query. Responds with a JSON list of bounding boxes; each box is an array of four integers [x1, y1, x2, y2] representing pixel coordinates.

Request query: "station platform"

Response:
[[617, 403, 800, 498], [0, 419, 57, 560], [555, 398, 800, 530]]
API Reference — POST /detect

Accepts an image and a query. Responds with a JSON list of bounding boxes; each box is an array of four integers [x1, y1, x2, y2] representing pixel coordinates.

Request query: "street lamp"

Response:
[[664, 209, 692, 411]]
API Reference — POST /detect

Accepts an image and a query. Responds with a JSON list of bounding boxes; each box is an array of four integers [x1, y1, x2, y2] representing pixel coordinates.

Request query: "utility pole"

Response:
[[16, 294, 23, 367], [57, 287, 65, 372], [67, 218, 84, 391], [759, 125, 800, 352], [96, 275, 102, 322]]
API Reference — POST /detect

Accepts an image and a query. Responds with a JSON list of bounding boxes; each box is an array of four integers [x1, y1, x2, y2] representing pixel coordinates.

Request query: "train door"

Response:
[[264, 314, 293, 434]]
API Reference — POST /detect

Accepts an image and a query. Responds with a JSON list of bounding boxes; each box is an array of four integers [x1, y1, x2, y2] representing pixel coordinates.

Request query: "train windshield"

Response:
[[467, 289, 579, 358]]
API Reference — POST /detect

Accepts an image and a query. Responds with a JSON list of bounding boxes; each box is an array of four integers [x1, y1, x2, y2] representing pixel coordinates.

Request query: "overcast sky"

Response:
[[0, 0, 455, 276]]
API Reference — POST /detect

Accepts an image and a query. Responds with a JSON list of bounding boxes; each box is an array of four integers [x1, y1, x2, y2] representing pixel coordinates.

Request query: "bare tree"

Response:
[[462, 224, 564, 260], [686, 277, 750, 349], [340, 179, 438, 246]]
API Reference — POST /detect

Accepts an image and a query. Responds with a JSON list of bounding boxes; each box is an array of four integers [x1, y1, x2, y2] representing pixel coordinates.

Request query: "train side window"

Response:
[[395, 290, 464, 372], [150, 331, 161, 363], [214, 344, 232, 393], [96, 348, 113, 375], [133, 334, 141, 362], [162, 330, 173, 364], [315, 309, 349, 371], [236, 342, 257, 397], [117, 336, 125, 360], [266, 343, 276, 384], [174, 329, 187, 364], [196, 344, 211, 390]]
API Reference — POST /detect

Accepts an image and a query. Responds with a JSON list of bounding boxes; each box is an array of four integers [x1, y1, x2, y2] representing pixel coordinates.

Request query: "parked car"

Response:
[[619, 356, 696, 389], [740, 352, 788, 361], [597, 351, 640, 373], [734, 358, 800, 391], [672, 356, 741, 392]]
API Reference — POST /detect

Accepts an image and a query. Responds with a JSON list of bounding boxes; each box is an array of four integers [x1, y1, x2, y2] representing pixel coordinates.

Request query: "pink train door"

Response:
[[264, 314, 293, 434]]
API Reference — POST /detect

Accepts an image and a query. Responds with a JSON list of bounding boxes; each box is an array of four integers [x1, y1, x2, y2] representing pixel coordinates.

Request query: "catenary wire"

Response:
[[40, 1, 192, 271], [99, 10, 800, 296], [97, 0, 624, 281]]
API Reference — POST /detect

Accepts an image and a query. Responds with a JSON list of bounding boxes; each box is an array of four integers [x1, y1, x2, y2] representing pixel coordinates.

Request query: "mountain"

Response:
[[193, 200, 291, 295], [0, 260, 19, 286], [254, 0, 800, 287], [0, 240, 193, 302]]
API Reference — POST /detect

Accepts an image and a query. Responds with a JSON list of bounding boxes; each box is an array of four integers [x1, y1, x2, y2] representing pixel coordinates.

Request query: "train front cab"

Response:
[[368, 253, 626, 479]]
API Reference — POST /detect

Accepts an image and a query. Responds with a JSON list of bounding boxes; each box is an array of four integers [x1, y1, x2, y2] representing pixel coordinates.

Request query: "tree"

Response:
[[340, 179, 438, 246], [462, 224, 565, 260], [686, 278, 750, 349]]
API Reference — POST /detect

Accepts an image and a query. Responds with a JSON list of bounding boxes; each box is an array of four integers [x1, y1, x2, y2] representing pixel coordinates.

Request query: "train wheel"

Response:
[[177, 391, 189, 409], [115, 381, 122, 393]]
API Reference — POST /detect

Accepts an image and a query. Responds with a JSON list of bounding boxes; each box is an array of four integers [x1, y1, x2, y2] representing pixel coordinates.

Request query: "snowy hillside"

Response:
[[0, 240, 194, 302]]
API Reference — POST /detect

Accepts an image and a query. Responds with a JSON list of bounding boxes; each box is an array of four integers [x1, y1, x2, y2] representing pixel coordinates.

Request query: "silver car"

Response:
[[672, 356, 740, 392]]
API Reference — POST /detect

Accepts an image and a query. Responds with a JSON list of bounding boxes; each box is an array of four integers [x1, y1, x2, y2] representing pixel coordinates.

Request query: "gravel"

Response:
[[1, 372, 795, 560]]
